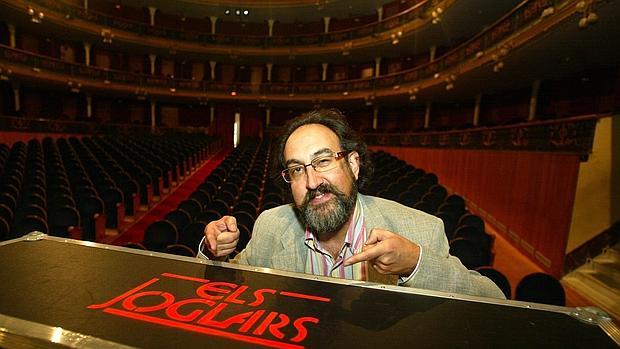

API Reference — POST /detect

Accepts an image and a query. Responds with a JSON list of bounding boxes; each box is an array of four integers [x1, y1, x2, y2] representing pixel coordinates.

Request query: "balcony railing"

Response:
[[0, 0, 570, 99], [364, 114, 601, 157], [23, 0, 434, 47], [0, 113, 599, 158], [0, 114, 209, 135]]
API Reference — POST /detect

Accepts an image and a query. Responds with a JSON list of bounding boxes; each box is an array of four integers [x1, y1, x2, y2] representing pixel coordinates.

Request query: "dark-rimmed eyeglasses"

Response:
[[281, 151, 350, 183]]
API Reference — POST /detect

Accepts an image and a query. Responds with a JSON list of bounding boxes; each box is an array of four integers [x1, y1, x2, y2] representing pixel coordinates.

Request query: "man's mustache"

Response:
[[304, 183, 337, 204]]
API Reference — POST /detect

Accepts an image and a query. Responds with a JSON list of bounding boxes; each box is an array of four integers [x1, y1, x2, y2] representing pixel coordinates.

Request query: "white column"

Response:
[[265, 107, 271, 127], [83, 42, 91, 66], [267, 19, 275, 37], [376, 6, 383, 21], [150, 100, 156, 128], [210, 106, 215, 126], [149, 54, 157, 75], [529, 79, 541, 121], [210, 16, 218, 35], [83, 0, 88, 10], [430, 45, 437, 62], [86, 95, 92, 118], [13, 85, 20, 112], [374, 57, 381, 78], [266, 63, 273, 82], [323, 17, 331, 33], [424, 102, 432, 129], [372, 106, 379, 130], [473, 94, 482, 126], [209, 61, 217, 80], [148, 7, 157, 26], [7, 24, 16, 48], [321, 63, 328, 81]]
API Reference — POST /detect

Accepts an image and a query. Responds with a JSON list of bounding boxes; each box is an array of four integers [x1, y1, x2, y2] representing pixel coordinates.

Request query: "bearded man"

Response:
[[199, 109, 504, 299]]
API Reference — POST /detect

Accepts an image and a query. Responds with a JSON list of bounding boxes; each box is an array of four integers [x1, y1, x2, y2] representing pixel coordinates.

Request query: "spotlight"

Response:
[[235, 9, 241, 16], [224, 9, 230, 15], [243, 9, 249, 16], [28, 7, 44, 23], [587, 12, 598, 23]]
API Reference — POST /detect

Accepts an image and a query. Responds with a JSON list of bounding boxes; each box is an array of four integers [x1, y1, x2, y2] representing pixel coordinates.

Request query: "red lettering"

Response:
[[122, 291, 175, 313], [291, 317, 319, 343], [224, 285, 248, 305], [267, 314, 290, 340], [165, 298, 216, 322], [238, 310, 265, 333], [196, 302, 228, 328], [89, 273, 325, 346], [252, 312, 278, 336], [88, 278, 160, 309], [249, 288, 276, 307], [196, 282, 238, 300]]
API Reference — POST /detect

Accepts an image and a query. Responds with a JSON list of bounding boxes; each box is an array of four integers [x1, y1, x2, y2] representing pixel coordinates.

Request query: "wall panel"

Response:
[[370, 146, 581, 276]]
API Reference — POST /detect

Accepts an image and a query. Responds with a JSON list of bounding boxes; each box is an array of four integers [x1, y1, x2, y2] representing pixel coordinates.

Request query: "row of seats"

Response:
[[0, 134, 217, 242], [140, 139, 286, 256]]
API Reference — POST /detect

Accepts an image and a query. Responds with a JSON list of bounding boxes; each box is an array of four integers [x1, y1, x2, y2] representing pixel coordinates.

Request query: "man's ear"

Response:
[[347, 151, 360, 180]]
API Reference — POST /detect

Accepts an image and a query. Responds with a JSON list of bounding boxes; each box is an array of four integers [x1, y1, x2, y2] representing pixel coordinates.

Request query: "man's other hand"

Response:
[[344, 228, 420, 277]]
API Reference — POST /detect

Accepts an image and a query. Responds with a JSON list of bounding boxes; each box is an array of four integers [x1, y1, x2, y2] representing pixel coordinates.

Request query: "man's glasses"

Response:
[[281, 151, 350, 183]]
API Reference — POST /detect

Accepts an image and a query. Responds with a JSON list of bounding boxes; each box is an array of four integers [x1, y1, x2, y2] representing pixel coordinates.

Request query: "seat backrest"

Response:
[[164, 209, 192, 232], [0, 203, 13, 223], [458, 214, 485, 232], [448, 237, 487, 270], [453, 225, 492, 255], [163, 244, 196, 257], [515, 272, 566, 306], [178, 199, 202, 219], [143, 219, 178, 252], [435, 212, 458, 241], [12, 215, 49, 237], [48, 205, 81, 228], [208, 199, 230, 217], [0, 216, 10, 241], [189, 189, 211, 208], [77, 195, 105, 217], [476, 266, 512, 299], [179, 221, 207, 248]]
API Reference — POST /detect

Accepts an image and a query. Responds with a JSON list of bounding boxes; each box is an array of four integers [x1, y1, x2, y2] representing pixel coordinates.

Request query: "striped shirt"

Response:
[[304, 198, 367, 281]]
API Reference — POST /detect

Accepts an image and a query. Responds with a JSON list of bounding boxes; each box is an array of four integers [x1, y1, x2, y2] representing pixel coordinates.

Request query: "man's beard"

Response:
[[297, 181, 358, 236]]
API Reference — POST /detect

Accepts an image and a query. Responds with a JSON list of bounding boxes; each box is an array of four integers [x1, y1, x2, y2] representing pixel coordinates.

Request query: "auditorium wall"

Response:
[[567, 115, 620, 252], [370, 145, 581, 277]]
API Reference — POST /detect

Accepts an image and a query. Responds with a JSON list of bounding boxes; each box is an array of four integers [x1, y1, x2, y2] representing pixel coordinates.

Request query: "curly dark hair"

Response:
[[274, 108, 373, 190]]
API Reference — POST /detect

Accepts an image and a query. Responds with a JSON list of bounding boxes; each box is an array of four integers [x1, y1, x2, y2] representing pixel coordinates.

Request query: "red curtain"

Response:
[[371, 146, 580, 277]]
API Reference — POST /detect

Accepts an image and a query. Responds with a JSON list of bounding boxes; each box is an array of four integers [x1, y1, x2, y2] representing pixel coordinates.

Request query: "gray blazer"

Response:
[[229, 194, 505, 299]]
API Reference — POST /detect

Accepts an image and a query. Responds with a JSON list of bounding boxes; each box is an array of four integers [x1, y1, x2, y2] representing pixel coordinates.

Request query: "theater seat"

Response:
[[179, 221, 207, 249], [476, 266, 512, 299], [163, 244, 196, 257], [11, 215, 49, 238], [449, 237, 487, 270], [515, 272, 566, 306], [143, 220, 178, 252], [0, 216, 9, 241], [48, 205, 81, 238]]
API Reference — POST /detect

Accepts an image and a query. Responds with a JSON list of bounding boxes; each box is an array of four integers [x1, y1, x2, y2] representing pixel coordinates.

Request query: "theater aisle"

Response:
[[111, 149, 227, 246]]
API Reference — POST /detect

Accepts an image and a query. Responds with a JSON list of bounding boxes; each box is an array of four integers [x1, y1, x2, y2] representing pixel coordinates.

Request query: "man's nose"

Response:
[[305, 166, 322, 189]]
